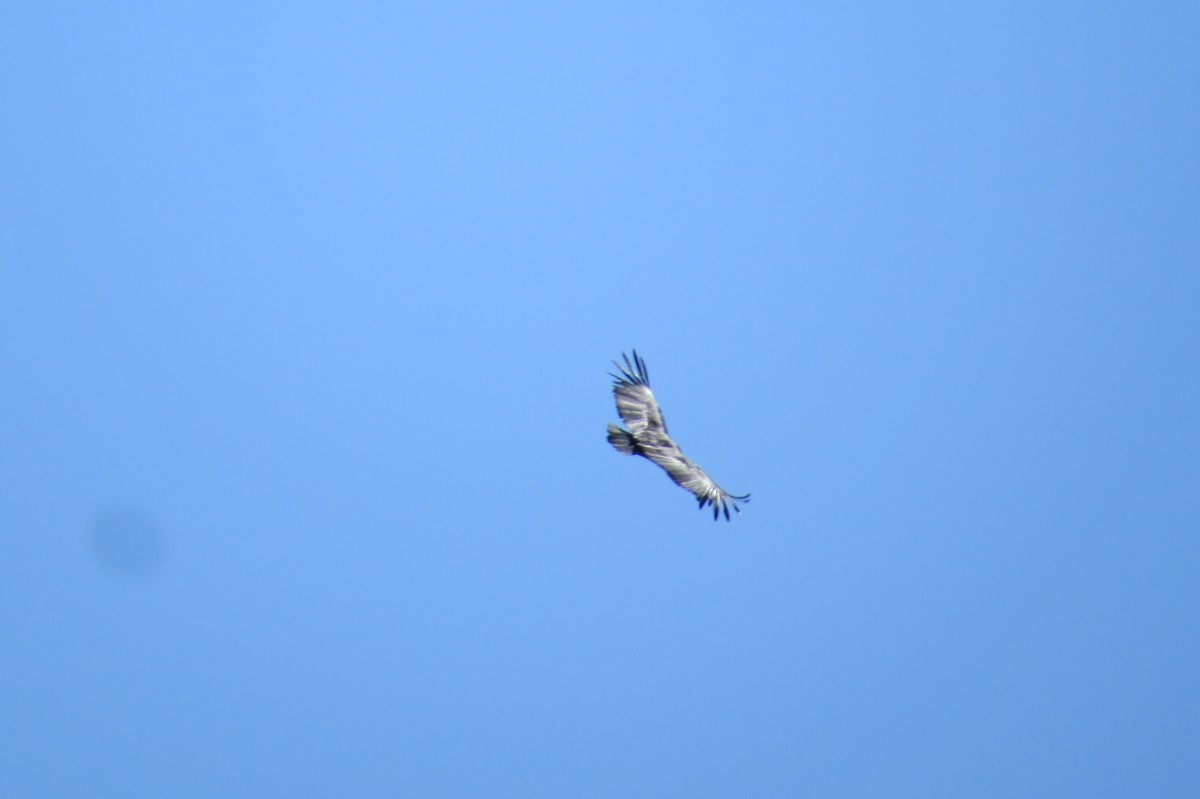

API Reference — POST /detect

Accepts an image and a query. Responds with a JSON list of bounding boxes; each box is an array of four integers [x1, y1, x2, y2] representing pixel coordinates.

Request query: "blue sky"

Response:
[[2, 1, 1198, 796]]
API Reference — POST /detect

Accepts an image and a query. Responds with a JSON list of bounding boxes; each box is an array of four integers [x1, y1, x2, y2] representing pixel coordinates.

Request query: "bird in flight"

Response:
[[607, 350, 750, 521]]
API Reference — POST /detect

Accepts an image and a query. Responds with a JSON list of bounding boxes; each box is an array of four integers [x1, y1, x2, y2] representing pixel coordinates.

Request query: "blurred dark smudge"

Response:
[[90, 505, 166, 579]]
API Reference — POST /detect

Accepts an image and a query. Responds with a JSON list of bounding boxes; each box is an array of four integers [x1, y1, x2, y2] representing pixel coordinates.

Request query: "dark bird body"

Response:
[[607, 350, 750, 520]]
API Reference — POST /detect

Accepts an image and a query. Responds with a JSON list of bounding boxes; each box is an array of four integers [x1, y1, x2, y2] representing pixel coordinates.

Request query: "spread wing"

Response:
[[608, 350, 750, 521], [609, 350, 667, 437]]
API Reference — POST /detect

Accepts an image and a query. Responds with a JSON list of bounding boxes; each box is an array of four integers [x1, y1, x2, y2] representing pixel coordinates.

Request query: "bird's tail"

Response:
[[607, 424, 639, 455]]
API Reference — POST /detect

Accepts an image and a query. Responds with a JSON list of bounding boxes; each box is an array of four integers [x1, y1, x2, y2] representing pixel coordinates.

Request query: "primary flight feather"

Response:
[[607, 350, 750, 521]]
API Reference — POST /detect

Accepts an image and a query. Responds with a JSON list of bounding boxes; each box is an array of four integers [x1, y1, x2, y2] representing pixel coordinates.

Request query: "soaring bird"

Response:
[[607, 350, 750, 520]]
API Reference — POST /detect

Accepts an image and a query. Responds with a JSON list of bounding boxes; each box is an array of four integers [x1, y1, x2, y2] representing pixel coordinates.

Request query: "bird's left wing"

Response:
[[609, 350, 667, 437]]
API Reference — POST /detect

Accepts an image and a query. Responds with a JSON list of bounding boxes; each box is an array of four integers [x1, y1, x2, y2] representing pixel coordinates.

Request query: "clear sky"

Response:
[[2, 1, 1198, 797]]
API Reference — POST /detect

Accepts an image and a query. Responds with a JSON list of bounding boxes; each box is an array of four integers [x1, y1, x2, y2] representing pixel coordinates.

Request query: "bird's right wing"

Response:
[[639, 445, 750, 521]]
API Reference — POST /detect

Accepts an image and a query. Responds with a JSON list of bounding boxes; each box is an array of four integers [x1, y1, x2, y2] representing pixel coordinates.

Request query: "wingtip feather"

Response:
[[611, 350, 650, 386], [634, 349, 649, 385]]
